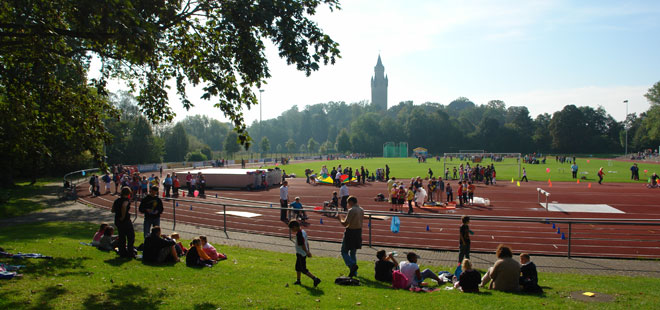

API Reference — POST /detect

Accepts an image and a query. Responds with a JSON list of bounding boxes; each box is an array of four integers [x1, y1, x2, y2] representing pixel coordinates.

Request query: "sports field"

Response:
[[264, 157, 660, 183]]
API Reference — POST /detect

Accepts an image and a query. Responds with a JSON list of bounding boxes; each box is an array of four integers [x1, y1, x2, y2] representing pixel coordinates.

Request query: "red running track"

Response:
[[79, 176, 660, 259]]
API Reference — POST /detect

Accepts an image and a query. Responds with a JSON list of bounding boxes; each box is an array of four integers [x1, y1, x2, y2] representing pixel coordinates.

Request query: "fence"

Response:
[[157, 197, 660, 259]]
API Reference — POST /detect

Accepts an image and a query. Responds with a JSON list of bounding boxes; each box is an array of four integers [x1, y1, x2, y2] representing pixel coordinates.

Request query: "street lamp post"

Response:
[[624, 100, 629, 156], [259, 89, 265, 155]]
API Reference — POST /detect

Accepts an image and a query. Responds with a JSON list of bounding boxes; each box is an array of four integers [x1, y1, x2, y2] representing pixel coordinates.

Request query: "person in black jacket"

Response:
[[519, 253, 542, 293], [143, 226, 179, 264], [111, 187, 135, 258], [139, 186, 164, 238], [186, 238, 213, 267]]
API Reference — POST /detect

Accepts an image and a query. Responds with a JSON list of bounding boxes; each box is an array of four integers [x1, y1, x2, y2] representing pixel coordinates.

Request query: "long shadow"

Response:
[[104, 257, 133, 267], [83, 284, 164, 310], [356, 276, 394, 290], [194, 302, 220, 310], [29, 285, 68, 310], [18, 256, 91, 277], [299, 284, 325, 296]]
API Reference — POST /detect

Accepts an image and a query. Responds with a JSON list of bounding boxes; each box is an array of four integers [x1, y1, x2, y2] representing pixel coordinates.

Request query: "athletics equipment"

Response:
[[383, 142, 408, 158]]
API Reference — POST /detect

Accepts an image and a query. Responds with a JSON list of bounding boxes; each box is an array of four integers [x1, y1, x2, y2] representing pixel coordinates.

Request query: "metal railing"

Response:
[[160, 196, 660, 259]]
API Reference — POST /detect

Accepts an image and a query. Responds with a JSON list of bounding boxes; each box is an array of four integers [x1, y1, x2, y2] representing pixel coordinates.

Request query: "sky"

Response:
[[99, 0, 660, 124]]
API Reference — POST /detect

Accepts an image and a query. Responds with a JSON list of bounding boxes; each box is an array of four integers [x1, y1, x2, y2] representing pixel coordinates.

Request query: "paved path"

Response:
[[2, 197, 660, 278]]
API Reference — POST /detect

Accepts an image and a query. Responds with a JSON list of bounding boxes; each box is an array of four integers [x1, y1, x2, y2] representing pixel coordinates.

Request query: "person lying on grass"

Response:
[[186, 238, 214, 268], [454, 259, 480, 293], [143, 226, 179, 264], [374, 250, 399, 283], [200, 236, 227, 261], [398, 252, 445, 288], [288, 220, 321, 287]]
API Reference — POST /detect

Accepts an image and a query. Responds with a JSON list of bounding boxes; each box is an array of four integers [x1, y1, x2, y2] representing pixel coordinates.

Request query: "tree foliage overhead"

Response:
[[646, 81, 660, 105], [0, 0, 341, 146]]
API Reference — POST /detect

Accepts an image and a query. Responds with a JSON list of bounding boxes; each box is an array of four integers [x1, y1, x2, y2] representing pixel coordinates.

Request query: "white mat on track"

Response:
[[215, 211, 262, 218], [540, 203, 624, 214]]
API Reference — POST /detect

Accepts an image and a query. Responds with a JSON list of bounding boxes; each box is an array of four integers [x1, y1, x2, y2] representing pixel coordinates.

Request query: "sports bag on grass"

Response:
[[335, 276, 360, 286]]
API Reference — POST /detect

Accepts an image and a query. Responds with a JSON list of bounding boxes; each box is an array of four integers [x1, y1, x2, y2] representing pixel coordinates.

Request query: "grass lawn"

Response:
[[0, 180, 61, 218], [264, 157, 660, 183], [1, 222, 658, 309]]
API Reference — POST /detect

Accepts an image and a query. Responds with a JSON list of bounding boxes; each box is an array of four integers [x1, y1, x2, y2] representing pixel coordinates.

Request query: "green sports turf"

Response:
[[265, 157, 660, 183], [1, 222, 658, 309]]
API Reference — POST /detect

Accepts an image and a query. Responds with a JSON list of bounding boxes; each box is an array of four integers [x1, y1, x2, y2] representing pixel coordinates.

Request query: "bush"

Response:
[[185, 151, 207, 162]]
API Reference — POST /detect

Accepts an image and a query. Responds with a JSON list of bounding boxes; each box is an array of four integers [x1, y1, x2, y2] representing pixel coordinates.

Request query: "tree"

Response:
[[260, 137, 271, 154], [164, 123, 189, 162], [1, 0, 341, 148], [223, 132, 240, 158], [307, 138, 319, 154], [335, 129, 351, 153], [645, 81, 660, 105], [447, 97, 476, 114], [320, 140, 334, 154], [127, 117, 163, 164], [179, 115, 229, 151], [276, 144, 283, 153], [549, 105, 588, 152], [285, 139, 297, 153]]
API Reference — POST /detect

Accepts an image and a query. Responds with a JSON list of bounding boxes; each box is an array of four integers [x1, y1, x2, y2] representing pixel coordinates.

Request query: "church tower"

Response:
[[371, 54, 388, 110]]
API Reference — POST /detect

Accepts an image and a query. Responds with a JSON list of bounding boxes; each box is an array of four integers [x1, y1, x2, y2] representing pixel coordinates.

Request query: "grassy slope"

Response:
[[0, 180, 61, 218], [265, 157, 660, 183], [0, 222, 658, 309]]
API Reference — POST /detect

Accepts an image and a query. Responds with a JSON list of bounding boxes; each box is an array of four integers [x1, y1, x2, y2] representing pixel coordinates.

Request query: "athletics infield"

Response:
[[78, 171, 660, 259]]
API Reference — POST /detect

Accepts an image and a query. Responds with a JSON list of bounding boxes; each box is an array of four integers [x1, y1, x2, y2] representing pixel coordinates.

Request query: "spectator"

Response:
[[143, 226, 179, 264], [339, 182, 349, 212], [199, 235, 227, 261], [91, 223, 108, 247], [186, 172, 192, 194], [102, 173, 112, 194], [98, 226, 118, 252], [172, 174, 180, 198], [338, 196, 364, 277], [288, 220, 321, 287], [454, 259, 480, 293], [374, 250, 398, 283], [398, 252, 444, 288], [598, 167, 605, 185], [111, 187, 135, 258], [458, 215, 471, 263], [139, 186, 164, 238], [186, 238, 214, 267], [163, 174, 172, 197], [520, 253, 541, 293], [480, 245, 521, 292], [571, 162, 578, 179], [170, 232, 187, 257], [280, 181, 289, 222], [290, 197, 308, 221]]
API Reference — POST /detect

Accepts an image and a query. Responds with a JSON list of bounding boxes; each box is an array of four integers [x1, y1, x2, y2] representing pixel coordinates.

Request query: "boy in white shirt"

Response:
[[399, 252, 444, 288]]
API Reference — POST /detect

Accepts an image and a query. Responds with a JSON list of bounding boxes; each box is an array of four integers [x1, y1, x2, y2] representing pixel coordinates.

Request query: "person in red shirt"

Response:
[[598, 167, 605, 184], [172, 174, 180, 198], [457, 183, 464, 207], [185, 172, 193, 194]]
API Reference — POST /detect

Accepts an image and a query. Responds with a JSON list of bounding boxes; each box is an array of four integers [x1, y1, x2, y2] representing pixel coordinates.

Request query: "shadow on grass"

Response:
[[194, 302, 220, 310], [356, 276, 393, 290], [27, 285, 68, 310], [83, 284, 164, 310], [104, 257, 133, 267], [0, 222, 94, 244], [300, 284, 325, 296], [19, 256, 91, 277], [0, 183, 60, 218]]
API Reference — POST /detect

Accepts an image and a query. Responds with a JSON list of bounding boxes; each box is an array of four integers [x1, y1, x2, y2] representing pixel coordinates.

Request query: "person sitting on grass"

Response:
[[288, 220, 321, 287], [519, 253, 542, 293], [91, 223, 108, 247], [454, 259, 480, 293], [290, 197, 309, 221], [98, 226, 119, 252], [143, 226, 179, 264], [480, 244, 520, 292], [398, 252, 445, 288], [200, 236, 227, 261], [186, 238, 214, 268], [374, 250, 398, 283], [170, 232, 187, 257]]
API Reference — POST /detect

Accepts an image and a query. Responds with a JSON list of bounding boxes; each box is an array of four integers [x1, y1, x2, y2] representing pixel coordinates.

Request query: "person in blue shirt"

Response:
[[163, 174, 173, 197], [571, 163, 578, 179], [290, 197, 308, 221]]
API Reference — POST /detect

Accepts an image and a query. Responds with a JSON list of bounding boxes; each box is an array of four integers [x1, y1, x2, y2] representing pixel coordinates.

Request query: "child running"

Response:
[[288, 220, 321, 287]]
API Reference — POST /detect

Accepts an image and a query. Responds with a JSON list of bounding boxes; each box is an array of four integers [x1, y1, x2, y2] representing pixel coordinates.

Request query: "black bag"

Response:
[[335, 276, 360, 286]]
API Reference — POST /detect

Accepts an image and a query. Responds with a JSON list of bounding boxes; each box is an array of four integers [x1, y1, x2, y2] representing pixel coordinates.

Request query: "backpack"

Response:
[[334, 276, 360, 286], [392, 270, 409, 289]]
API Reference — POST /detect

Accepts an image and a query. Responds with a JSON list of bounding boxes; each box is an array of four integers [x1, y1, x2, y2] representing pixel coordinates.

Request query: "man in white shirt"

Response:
[[280, 181, 289, 222], [335, 170, 343, 188], [415, 186, 427, 208], [338, 196, 364, 277], [399, 252, 444, 288], [339, 183, 349, 211]]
